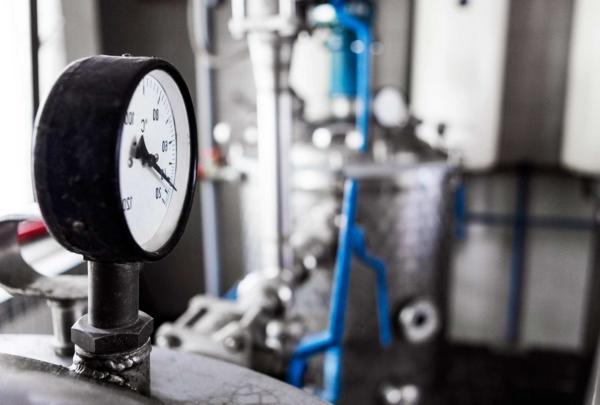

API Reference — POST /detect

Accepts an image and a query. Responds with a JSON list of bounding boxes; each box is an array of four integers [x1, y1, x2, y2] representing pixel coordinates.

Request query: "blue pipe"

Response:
[[287, 180, 360, 403], [286, 2, 393, 402], [286, 181, 392, 402], [454, 179, 592, 231], [223, 282, 238, 300], [329, 27, 358, 98], [467, 213, 593, 231], [332, 0, 372, 151], [351, 227, 392, 346], [454, 182, 467, 239], [329, 180, 359, 341], [323, 345, 343, 402]]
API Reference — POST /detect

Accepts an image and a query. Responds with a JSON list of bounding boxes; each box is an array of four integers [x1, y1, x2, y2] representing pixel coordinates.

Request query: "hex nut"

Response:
[[398, 298, 439, 344], [223, 334, 245, 352], [71, 312, 153, 354]]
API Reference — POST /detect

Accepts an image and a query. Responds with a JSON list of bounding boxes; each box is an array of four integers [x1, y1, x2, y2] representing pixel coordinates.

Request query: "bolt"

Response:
[[302, 255, 318, 271], [398, 298, 440, 344], [223, 334, 244, 352], [156, 333, 182, 348], [72, 221, 85, 233], [381, 384, 421, 405]]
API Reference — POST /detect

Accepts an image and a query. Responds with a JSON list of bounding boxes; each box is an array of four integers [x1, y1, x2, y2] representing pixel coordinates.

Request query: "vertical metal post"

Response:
[[583, 182, 600, 354], [587, 339, 600, 405], [29, 0, 39, 118], [88, 262, 141, 329], [581, 181, 600, 405], [404, 0, 415, 104], [47, 299, 85, 356], [246, 2, 294, 273], [191, 0, 222, 295], [506, 166, 530, 346]]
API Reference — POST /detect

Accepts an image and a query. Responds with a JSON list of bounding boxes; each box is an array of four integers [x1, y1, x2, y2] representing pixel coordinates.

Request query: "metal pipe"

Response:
[[587, 336, 600, 405], [190, 0, 222, 296], [582, 184, 600, 355], [332, 0, 372, 151], [586, 188, 600, 404], [405, 0, 415, 104], [47, 299, 85, 356], [466, 212, 593, 231], [329, 180, 358, 341], [29, 0, 39, 118], [506, 166, 530, 346], [247, 28, 294, 273], [88, 262, 140, 329], [231, 0, 246, 28]]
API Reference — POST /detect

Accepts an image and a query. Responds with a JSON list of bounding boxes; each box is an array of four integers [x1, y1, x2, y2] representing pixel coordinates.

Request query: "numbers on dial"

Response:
[[119, 73, 178, 248], [124, 111, 134, 125], [122, 196, 133, 211]]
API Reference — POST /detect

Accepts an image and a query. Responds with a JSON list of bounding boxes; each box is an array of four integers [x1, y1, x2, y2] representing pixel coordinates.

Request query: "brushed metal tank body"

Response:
[[338, 162, 453, 405], [0, 334, 324, 404], [239, 142, 455, 404]]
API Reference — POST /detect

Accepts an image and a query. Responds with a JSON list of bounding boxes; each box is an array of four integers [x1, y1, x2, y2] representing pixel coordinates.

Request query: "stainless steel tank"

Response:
[[230, 137, 455, 405], [0, 334, 325, 404], [341, 161, 454, 405], [290, 148, 455, 405]]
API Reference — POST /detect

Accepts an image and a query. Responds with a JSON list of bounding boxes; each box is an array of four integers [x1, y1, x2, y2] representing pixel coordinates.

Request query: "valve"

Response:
[[0, 208, 86, 357]]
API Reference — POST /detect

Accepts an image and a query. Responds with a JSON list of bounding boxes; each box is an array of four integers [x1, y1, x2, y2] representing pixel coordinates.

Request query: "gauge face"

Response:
[[118, 70, 192, 253]]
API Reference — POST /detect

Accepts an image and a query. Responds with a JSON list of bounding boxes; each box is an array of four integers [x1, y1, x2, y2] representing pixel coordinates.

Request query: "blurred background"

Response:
[[1, 0, 600, 404]]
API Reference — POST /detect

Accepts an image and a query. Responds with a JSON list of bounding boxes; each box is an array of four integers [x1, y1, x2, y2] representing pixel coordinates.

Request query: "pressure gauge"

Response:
[[33, 55, 197, 262]]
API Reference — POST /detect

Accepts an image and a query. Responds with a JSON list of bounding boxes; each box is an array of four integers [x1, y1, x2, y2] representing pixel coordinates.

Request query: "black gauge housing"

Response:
[[33, 55, 197, 262]]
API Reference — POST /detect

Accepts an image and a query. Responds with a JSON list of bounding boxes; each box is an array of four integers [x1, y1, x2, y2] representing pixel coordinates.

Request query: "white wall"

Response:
[[0, 1, 34, 215]]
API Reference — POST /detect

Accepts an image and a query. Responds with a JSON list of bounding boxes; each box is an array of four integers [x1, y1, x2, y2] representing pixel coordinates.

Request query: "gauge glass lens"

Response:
[[119, 70, 191, 252]]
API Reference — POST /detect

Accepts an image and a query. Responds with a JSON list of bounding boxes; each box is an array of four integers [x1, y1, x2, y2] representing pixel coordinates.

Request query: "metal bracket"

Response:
[[0, 206, 86, 356]]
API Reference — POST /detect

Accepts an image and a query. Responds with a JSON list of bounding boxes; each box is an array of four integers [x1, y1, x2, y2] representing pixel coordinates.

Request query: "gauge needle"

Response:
[[134, 135, 178, 191]]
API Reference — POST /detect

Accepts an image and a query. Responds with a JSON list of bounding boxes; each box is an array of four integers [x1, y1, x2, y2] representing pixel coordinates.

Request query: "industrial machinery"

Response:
[[3, 0, 597, 404], [155, 1, 454, 404], [0, 54, 322, 404]]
